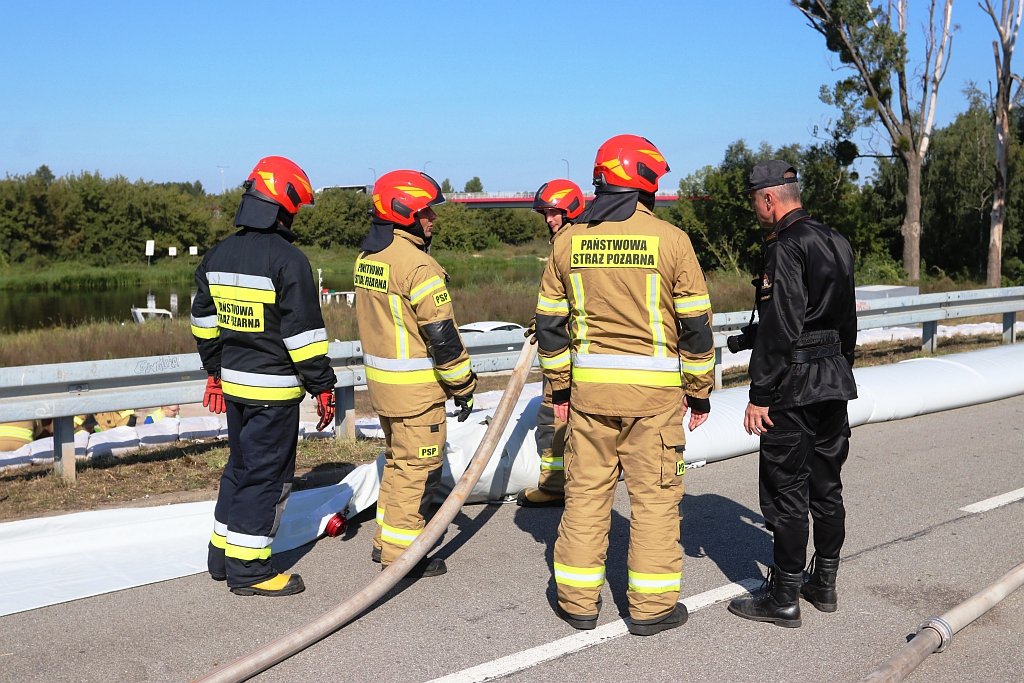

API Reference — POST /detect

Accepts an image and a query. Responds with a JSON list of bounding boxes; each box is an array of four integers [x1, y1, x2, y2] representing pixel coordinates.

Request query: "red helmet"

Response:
[[593, 134, 670, 193], [533, 179, 585, 220], [372, 170, 445, 226], [245, 156, 314, 215]]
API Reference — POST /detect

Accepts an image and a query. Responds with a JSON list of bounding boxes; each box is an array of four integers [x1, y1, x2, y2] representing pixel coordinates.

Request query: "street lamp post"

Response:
[[217, 165, 229, 194], [423, 161, 432, 174], [561, 158, 570, 179], [369, 167, 377, 183]]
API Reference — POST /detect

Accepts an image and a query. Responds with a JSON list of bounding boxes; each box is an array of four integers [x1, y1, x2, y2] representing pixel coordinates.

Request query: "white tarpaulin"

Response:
[[2, 344, 1023, 617]]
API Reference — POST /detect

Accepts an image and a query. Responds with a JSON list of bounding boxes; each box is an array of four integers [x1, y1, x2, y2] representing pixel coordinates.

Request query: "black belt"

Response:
[[791, 343, 841, 363]]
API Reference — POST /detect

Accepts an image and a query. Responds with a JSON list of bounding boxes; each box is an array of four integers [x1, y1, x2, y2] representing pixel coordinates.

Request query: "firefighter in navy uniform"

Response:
[[191, 156, 337, 597], [535, 135, 715, 636], [727, 160, 858, 627], [516, 179, 585, 508], [355, 170, 477, 578]]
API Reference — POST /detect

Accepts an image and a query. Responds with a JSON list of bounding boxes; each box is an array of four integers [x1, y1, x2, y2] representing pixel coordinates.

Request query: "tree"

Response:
[[293, 187, 372, 249], [440, 178, 454, 194], [671, 140, 783, 273], [794, 0, 956, 281], [980, 0, 1024, 285], [432, 203, 497, 251], [463, 176, 483, 193], [922, 97, 995, 277]]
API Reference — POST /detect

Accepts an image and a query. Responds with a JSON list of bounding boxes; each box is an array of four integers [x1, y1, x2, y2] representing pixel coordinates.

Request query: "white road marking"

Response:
[[960, 487, 1024, 514], [427, 578, 763, 683]]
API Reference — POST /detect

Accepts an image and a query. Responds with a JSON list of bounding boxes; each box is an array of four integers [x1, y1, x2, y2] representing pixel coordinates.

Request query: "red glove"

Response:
[[203, 375, 226, 415], [315, 391, 336, 431]]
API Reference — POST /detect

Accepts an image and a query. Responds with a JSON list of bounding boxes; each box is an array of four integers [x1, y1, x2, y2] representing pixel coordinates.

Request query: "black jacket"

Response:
[[748, 208, 857, 408], [190, 226, 336, 405]]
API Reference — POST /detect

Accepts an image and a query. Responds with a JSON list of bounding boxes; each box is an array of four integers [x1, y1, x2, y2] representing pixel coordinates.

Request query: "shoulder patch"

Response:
[[354, 258, 390, 293], [759, 272, 773, 302]]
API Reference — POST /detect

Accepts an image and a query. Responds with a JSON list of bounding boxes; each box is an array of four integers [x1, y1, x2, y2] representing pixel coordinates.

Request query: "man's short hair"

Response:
[[757, 174, 801, 203]]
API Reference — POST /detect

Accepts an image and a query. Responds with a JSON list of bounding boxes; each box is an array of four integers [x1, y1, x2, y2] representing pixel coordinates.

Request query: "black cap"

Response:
[[744, 160, 798, 194]]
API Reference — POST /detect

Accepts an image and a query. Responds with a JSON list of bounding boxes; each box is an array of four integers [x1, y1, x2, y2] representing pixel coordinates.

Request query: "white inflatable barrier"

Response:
[[1, 344, 1023, 617]]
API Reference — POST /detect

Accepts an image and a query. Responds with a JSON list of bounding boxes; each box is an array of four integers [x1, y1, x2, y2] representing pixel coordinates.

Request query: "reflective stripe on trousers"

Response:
[[377, 403, 446, 565], [554, 403, 685, 621]]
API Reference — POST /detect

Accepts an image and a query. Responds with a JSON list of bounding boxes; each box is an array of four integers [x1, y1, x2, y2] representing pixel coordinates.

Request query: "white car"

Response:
[[457, 321, 526, 335]]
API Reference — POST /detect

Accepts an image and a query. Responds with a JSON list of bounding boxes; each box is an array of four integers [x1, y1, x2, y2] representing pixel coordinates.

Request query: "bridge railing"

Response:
[[1, 287, 1020, 482]]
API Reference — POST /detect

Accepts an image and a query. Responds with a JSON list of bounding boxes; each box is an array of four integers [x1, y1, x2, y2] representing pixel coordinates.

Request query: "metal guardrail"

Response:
[[1, 287, 1021, 482]]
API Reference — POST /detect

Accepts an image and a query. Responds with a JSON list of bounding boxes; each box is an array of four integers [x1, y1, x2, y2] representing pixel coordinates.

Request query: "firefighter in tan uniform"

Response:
[[535, 134, 715, 636], [355, 170, 477, 578], [517, 179, 586, 508]]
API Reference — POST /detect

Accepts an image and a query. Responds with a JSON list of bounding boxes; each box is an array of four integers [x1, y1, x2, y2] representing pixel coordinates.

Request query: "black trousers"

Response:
[[209, 401, 299, 588], [759, 400, 850, 574]]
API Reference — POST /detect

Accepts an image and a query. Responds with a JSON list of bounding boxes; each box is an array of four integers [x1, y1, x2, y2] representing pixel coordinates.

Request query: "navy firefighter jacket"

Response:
[[190, 226, 336, 406]]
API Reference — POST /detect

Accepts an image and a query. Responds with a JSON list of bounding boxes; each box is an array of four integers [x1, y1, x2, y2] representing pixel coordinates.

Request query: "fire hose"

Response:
[[193, 342, 538, 683], [859, 560, 1024, 682]]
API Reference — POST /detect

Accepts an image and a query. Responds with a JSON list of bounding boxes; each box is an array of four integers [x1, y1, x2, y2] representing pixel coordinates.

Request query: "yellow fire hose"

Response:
[[193, 342, 538, 683], [860, 559, 1024, 682]]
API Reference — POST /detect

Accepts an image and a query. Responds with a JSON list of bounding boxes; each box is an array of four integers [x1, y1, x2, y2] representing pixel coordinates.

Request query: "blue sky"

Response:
[[0, 1, 1002, 195]]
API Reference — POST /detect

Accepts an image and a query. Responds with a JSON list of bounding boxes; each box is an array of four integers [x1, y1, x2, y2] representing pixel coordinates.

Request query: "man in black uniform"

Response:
[[192, 155, 337, 597], [727, 160, 858, 628]]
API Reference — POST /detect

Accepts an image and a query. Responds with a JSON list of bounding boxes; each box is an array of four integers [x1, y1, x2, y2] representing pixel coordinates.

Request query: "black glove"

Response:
[[454, 394, 474, 422], [524, 318, 538, 345]]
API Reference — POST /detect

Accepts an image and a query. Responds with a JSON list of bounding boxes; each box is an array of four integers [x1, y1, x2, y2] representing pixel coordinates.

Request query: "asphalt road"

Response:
[[3, 395, 1023, 683]]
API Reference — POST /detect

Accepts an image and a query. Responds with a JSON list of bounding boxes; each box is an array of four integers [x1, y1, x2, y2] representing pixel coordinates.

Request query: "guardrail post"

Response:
[[922, 321, 938, 354], [336, 386, 355, 441], [714, 347, 724, 390], [1003, 313, 1017, 345], [52, 415, 76, 485]]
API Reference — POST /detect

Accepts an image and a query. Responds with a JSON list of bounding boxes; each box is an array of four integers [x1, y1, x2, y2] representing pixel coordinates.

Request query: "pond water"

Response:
[[0, 286, 194, 333]]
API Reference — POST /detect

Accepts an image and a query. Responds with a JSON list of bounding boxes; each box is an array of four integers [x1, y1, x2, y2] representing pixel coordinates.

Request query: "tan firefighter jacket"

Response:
[[535, 201, 714, 417], [354, 230, 476, 418]]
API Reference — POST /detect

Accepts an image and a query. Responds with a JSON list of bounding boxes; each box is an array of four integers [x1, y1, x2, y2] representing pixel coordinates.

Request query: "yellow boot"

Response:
[[230, 573, 305, 597]]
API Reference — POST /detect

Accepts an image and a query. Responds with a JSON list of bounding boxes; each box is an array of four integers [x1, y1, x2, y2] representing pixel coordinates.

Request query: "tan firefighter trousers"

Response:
[[553, 403, 687, 621], [535, 378, 567, 492], [373, 403, 446, 565]]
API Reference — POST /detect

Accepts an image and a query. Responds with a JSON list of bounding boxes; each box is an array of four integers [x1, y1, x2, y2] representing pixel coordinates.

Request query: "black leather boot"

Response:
[[728, 566, 803, 628], [801, 555, 840, 612]]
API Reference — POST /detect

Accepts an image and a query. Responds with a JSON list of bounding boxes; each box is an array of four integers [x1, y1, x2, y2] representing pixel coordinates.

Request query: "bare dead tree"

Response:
[[980, 0, 1024, 286], [794, 0, 956, 281]]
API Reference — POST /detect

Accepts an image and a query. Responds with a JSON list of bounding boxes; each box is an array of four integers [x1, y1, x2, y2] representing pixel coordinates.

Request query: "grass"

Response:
[[0, 244, 765, 366], [0, 259, 197, 291]]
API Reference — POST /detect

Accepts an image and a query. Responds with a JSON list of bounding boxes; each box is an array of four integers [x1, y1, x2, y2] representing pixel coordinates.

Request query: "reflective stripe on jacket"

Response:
[[536, 202, 714, 416], [355, 230, 475, 417], [190, 227, 336, 405]]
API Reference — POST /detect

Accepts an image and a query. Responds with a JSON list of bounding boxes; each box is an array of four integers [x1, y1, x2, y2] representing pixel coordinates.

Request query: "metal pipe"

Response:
[[860, 560, 1024, 682], [192, 342, 538, 683]]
